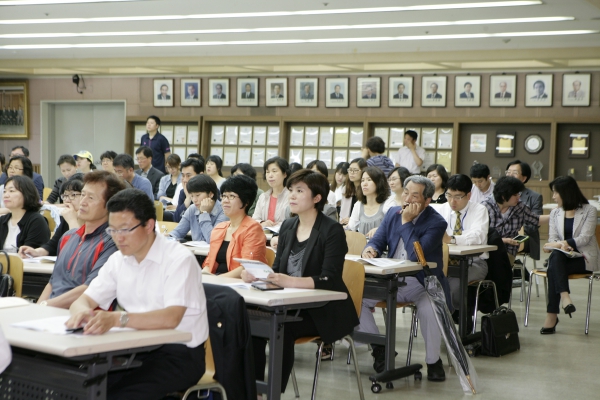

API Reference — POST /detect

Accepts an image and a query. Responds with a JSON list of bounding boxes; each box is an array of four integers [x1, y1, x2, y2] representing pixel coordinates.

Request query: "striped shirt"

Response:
[[48, 222, 118, 299]]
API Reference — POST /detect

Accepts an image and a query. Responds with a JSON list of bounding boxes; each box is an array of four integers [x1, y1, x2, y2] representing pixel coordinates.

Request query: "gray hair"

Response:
[[404, 175, 435, 199]]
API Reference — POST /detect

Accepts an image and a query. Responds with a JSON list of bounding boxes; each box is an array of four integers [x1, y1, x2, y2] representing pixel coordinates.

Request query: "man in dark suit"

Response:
[[531, 80, 548, 99], [241, 83, 255, 99], [330, 84, 344, 99], [185, 84, 198, 100], [157, 84, 171, 100], [135, 146, 165, 199], [494, 81, 512, 98], [271, 84, 284, 99], [362, 85, 376, 99], [300, 83, 314, 100], [393, 83, 409, 99], [213, 84, 226, 99], [459, 82, 474, 99], [426, 82, 442, 99], [357, 175, 450, 382]]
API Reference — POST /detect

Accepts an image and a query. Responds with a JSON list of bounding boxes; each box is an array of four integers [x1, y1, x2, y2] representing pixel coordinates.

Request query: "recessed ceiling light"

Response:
[[0, 1, 543, 24], [1, 29, 595, 50], [0, 0, 140, 5], [0, 17, 574, 39]]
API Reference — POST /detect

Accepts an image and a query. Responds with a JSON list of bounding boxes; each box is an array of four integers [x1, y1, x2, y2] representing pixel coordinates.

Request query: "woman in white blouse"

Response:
[[383, 167, 410, 213], [252, 157, 290, 227], [346, 166, 390, 238]]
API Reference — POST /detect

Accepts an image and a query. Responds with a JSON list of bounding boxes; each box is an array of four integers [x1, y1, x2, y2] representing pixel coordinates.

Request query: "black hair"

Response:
[[306, 160, 328, 178], [60, 175, 84, 196], [166, 153, 182, 169], [135, 146, 153, 159], [8, 156, 33, 179], [57, 154, 76, 167], [100, 150, 118, 161], [0, 152, 4, 170], [506, 160, 532, 184], [464, 82, 472, 88], [286, 169, 329, 212], [405, 130, 418, 141], [5, 176, 40, 212], [112, 154, 135, 170], [220, 174, 258, 215], [344, 157, 368, 199], [426, 164, 449, 189], [366, 136, 386, 154], [470, 163, 490, 179], [11, 145, 29, 157], [331, 162, 350, 192], [107, 188, 156, 227], [207, 155, 223, 177], [446, 174, 472, 194], [231, 163, 257, 181], [186, 175, 218, 201], [549, 176, 588, 211], [181, 158, 204, 174], [388, 166, 410, 186], [263, 157, 290, 186], [493, 176, 525, 204], [289, 162, 303, 175], [146, 115, 161, 130], [187, 153, 204, 163], [360, 166, 390, 205], [533, 80, 545, 89], [83, 170, 127, 204]]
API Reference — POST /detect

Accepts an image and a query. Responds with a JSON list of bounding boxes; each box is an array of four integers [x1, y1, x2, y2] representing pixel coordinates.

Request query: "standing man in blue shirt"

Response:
[[112, 154, 154, 201], [140, 115, 171, 174]]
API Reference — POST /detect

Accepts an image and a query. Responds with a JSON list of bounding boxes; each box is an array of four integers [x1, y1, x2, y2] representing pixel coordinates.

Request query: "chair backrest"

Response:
[[518, 226, 526, 253], [42, 210, 56, 233], [265, 247, 276, 267], [198, 336, 218, 384], [442, 242, 449, 276], [42, 187, 52, 202], [159, 221, 179, 234], [154, 200, 164, 222], [0, 253, 24, 297], [342, 260, 365, 318], [345, 230, 367, 255]]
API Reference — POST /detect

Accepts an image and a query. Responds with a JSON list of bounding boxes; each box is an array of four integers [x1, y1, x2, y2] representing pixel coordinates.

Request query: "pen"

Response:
[[25, 252, 34, 259], [66, 326, 84, 334]]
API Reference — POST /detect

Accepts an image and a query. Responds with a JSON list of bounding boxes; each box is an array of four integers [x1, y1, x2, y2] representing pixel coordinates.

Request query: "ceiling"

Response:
[[0, 0, 599, 76]]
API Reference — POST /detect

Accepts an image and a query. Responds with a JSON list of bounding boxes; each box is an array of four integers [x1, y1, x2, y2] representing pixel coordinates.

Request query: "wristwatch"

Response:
[[119, 311, 129, 328], [450, 236, 456, 245], [39, 300, 48, 306]]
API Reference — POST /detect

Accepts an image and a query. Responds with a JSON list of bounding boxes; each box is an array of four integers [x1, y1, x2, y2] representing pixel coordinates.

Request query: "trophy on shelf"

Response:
[[531, 161, 543, 181]]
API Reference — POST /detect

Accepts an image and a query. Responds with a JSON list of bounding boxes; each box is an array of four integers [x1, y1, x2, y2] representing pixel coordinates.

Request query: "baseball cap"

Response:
[[74, 150, 93, 164]]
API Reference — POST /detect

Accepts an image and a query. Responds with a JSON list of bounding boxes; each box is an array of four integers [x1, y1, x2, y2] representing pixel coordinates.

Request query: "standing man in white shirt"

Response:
[[436, 174, 490, 310], [66, 188, 208, 399], [393, 130, 425, 175], [469, 163, 495, 204]]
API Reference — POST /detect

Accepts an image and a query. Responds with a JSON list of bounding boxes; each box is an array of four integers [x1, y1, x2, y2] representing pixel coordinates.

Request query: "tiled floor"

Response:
[[283, 255, 600, 399]]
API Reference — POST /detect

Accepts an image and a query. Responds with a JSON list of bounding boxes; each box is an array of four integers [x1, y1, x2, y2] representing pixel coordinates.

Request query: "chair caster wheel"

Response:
[[371, 383, 382, 393], [386, 382, 394, 389], [414, 371, 422, 381]]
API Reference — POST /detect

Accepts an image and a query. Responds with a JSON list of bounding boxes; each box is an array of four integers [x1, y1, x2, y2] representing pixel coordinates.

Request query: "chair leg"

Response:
[[533, 259, 539, 297], [413, 314, 419, 337], [311, 342, 325, 400], [472, 282, 482, 335], [585, 275, 595, 335], [291, 367, 300, 398], [347, 346, 352, 365], [519, 257, 526, 302], [382, 308, 388, 328], [508, 286, 512, 309], [344, 335, 365, 400], [525, 273, 535, 327], [406, 307, 417, 366]]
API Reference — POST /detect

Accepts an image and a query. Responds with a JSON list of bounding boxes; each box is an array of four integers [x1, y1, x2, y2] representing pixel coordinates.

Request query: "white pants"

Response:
[[356, 277, 441, 365], [447, 258, 488, 310]]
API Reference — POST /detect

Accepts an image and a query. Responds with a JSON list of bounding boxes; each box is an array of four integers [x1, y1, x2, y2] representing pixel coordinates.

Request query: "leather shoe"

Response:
[[371, 345, 397, 374], [540, 318, 559, 334], [426, 358, 446, 382], [564, 304, 576, 318]]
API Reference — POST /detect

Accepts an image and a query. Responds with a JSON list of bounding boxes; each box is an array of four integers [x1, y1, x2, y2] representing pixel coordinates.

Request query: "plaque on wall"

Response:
[[569, 133, 589, 159], [524, 134, 543, 154], [495, 132, 515, 157]]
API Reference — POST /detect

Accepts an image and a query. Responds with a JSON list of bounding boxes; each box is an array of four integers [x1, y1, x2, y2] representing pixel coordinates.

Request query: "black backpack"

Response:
[[0, 250, 15, 297]]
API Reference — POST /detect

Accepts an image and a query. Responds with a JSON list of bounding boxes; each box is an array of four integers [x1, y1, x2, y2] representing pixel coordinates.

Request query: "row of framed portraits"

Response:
[[153, 73, 592, 108]]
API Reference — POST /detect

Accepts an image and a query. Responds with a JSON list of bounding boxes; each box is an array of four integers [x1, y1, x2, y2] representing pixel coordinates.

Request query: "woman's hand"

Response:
[[362, 246, 378, 258], [201, 266, 213, 275], [261, 220, 275, 228], [366, 227, 378, 239], [559, 241, 573, 252], [543, 242, 561, 253], [241, 270, 257, 283], [270, 236, 279, 250], [502, 237, 519, 247], [265, 273, 292, 288], [339, 217, 350, 225]]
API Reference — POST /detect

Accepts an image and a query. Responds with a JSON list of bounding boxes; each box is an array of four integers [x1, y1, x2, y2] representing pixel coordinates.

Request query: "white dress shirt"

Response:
[[85, 233, 208, 348], [469, 181, 495, 204], [435, 200, 490, 259], [393, 146, 426, 174]]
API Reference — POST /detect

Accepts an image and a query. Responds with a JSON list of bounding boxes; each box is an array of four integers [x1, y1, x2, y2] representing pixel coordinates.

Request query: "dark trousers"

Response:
[[107, 343, 206, 400], [546, 251, 587, 314], [252, 311, 318, 393]]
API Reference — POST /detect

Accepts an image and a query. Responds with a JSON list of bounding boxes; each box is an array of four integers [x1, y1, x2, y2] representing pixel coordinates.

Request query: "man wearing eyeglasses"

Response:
[[113, 153, 154, 201], [35, 171, 125, 308], [434, 174, 490, 311], [134, 146, 165, 199], [66, 188, 208, 399]]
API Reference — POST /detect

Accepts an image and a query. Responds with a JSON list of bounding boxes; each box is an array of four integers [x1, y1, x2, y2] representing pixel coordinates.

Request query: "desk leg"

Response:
[[266, 311, 285, 400], [459, 258, 469, 339], [384, 278, 398, 372]]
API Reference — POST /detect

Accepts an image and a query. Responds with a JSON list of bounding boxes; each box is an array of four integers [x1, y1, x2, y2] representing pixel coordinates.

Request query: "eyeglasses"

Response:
[[388, 177, 400, 182], [61, 193, 82, 201], [105, 222, 142, 237], [136, 157, 148, 163], [101, 159, 112, 164], [7, 166, 23, 171], [445, 193, 467, 201], [221, 194, 239, 201], [348, 168, 361, 173], [505, 170, 520, 177]]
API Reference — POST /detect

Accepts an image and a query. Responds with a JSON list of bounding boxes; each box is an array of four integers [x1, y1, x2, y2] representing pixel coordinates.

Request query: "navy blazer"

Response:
[[367, 205, 452, 309]]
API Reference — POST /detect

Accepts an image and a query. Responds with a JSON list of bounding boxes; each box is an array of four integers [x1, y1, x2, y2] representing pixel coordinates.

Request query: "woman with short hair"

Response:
[[206, 155, 226, 189], [426, 164, 449, 204], [384, 166, 410, 213], [252, 157, 291, 228], [157, 153, 182, 205]]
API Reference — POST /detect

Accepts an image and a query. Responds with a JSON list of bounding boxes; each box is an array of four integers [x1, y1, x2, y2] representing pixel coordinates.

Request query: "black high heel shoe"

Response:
[[540, 318, 559, 334], [564, 304, 576, 318]]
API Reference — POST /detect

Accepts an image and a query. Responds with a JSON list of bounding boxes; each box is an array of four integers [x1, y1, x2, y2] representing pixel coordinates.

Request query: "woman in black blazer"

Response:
[[242, 169, 359, 393], [0, 176, 50, 252]]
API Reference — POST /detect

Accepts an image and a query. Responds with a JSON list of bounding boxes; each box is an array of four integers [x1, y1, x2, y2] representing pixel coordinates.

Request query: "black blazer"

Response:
[[135, 166, 165, 199], [274, 212, 358, 343], [0, 210, 50, 251]]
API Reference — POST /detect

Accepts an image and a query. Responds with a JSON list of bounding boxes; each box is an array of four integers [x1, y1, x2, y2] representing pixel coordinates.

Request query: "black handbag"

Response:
[[0, 250, 15, 297], [481, 306, 520, 357]]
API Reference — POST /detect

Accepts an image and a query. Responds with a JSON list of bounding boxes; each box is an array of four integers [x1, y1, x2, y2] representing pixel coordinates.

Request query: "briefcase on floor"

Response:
[[481, 306, 520, 357]]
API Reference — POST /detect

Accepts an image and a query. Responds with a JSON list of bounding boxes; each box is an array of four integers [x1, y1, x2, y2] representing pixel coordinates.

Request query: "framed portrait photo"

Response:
[[325, 78, 349, 108], [154, 79, 174, 107], [455, 76, 481, 107], [489, 75, 517, 107], [562, 73, 591, 107], [265, 78, 288, 107], [180, 79, 200, 107], [237, 78, 259, 107], [525, 74, 553, 107], [208, 78, 229, 107], [356, 77, 381, 107], [421, 76, 447, 107], [388, 77, 413, 107], [295, 78, 318, 107], [0, 81, 29, 139]]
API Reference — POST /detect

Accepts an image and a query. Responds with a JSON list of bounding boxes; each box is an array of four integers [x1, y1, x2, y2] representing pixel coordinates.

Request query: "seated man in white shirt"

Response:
[[435, 174, 490, 311], [66, 188, 208, 399], [469, 163, 495, 204]]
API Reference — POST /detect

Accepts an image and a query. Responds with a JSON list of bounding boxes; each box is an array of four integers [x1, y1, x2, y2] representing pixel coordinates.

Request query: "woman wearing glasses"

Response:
[[0, 155, 34, 212], [0, 175, 50, 252], [340, 157, 367, 225], [383, 166, 410, 213], [203, 174, 267, 278], [346, 166, 390, 238]]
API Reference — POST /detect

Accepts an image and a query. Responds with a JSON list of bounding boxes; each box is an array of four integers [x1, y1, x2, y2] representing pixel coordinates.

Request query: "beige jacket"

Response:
[[251, 188, 290, 225]]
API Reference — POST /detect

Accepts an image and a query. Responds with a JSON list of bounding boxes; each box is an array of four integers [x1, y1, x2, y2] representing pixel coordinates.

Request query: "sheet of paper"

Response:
[[252, 148, 265, 167], [187, 126, 199, 145], [437, 130, 453, 149], [211, 147, 223, 160], [319, 127, 334, 147], [436, 152, 452, 172], [183, 241, 209, 248], [290, 127, 304, 146], [571, 137, 587, 154], [239, 126, 252, 145], [303, 149, 318, 166], [161, 126, 174, 144], [173, 146, 186, 160], [174, 125, 187, 144], [134, 126, 145, 144], [334, 127, 349, 147], [389, 128, 404, 148], [289, 148, 302, 164], [267, 126, 280, 146], [253, 126, 267, 146], [421, 128, 437, 149], [318, 149, 332, 169], [334, 149, 347, 164], [23, 256, 57, 263], [13, 316, 134, 335], [225, 126, 238, 145], [305, 126, 318, 147], [234, 259, 274, 279], [497, 138, 513, 154], [266, 148, 278, 159], [0, 297, 30, 309], [265, 224, 281, 233], [374, 127, 389, 145], [237, 147, 251, 164], [223, 148, 237, 166], [350, 127, 363, 147], [211, 126, 224, 145], [221, 282, 253, 290]]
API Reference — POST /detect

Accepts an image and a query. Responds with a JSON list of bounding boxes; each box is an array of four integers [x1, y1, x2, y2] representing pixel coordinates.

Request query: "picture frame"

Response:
[[153, 79, 174, 107], [569, 133, 589, 159], [388, 77, 413, 108], [325, 77, 349, 108], [180, 79, 200, 107], [295, 78, 318, 107], [470, 134, 487, 153], [421, 76, 447, 107], [265, 78, 288, 107], [525, 74, 553, 107], [454, 75, 481, 107], [356, 77, 381, 107], [495, 132, 516, 157], [0, 81, 29, 139], [208, 78, 229, 107], [237, 78, 259, 107], [489, 75, 517, 107], [562, 73, 591, 107]]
